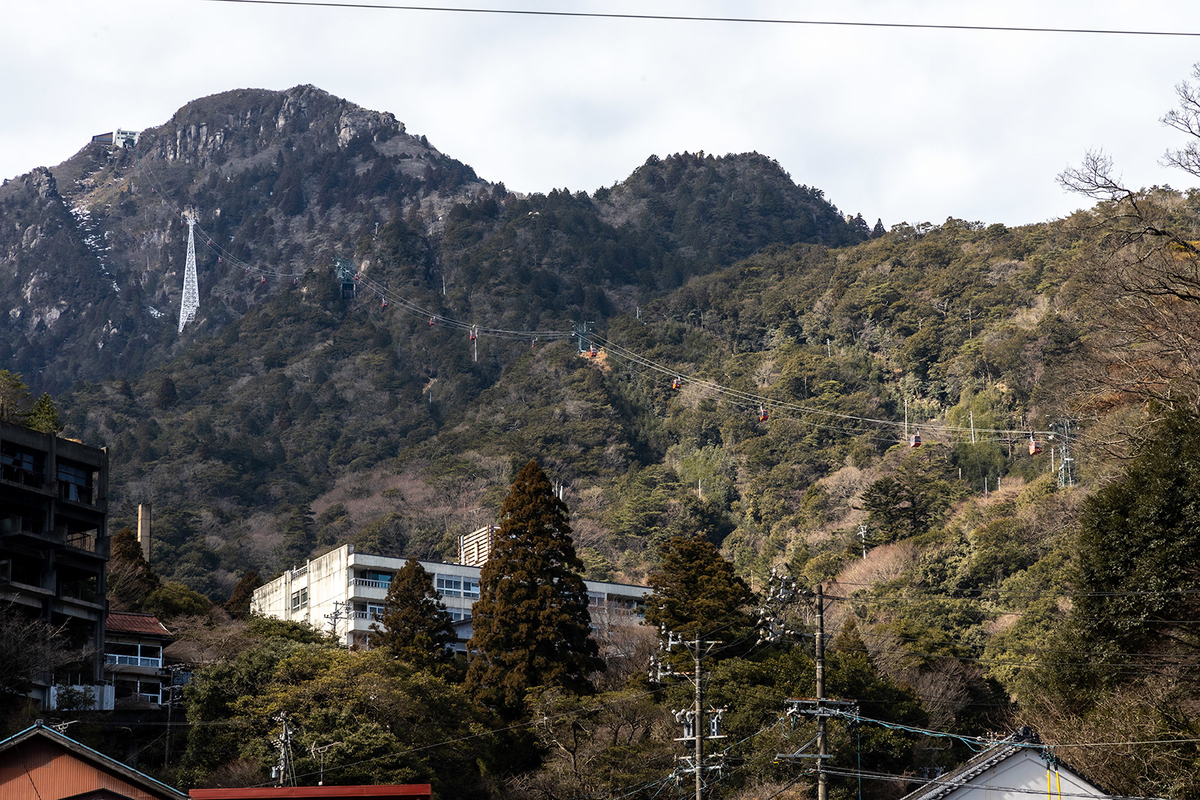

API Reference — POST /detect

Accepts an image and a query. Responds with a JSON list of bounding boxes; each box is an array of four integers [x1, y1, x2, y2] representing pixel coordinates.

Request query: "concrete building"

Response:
[[0, 419, 110, 709], [90, 129, 140, 148], [251, 542, 649, 649]]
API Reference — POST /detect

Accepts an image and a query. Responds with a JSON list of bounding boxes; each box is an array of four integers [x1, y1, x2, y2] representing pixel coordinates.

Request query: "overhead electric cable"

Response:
[[133, 144, 1068, 449], [197, 0, 1200, 39]]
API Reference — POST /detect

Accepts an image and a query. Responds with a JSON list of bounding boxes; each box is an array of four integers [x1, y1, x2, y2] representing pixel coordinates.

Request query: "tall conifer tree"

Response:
[[644, 534, 753, 640], [465, 460, 602, 718], [371, 559, 456, 671], [24, 393, 63, 434], [224, 570, 262, 620]]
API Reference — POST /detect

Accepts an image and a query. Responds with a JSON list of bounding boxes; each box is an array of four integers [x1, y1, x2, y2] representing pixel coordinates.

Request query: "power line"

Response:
[[135, 143, 1067, 451], [818, 765, 1183, 800], [196, 0, 1200, 39]]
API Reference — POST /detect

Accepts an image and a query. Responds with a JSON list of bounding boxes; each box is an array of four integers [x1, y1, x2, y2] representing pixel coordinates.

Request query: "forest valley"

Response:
[[7, 65, 1200, 800]]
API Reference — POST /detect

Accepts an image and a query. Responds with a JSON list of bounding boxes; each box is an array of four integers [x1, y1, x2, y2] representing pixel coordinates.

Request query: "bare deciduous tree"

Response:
[[1060, 65, 1200, 417]]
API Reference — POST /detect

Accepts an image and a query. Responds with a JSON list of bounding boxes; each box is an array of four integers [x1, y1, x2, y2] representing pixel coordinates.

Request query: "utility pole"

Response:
[[311, 741, 341, 785], [776, 583, 858, 798], [324, 600, 351, 643], [651, 631, 726, 800], [163, 663, 190, 768], [815, 584, 826, 800], [271, 712, 296, 786], [858, 525, 868, 559], [1056, 420, 1075, 488]]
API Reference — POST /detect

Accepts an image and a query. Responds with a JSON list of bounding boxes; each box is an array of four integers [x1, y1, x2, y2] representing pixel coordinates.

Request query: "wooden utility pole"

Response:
[[694, 641, 703, 800], [815, 584, 826, 800]]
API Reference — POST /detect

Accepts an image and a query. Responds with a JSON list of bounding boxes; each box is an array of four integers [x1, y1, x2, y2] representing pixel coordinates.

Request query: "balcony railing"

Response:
[[349, 578, 390, 590], [105, 654, 162, 668]]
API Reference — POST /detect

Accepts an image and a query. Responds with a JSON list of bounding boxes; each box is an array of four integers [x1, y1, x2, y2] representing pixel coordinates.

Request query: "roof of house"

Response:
[[106, 611, 172, 637], [899, 729, 1109, 800], [189, 786, 432, 799], [0, 721, 188, 800]]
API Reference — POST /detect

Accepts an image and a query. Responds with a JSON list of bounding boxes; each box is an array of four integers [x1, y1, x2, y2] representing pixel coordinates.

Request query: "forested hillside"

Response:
[[6, 79, 1200, 798]]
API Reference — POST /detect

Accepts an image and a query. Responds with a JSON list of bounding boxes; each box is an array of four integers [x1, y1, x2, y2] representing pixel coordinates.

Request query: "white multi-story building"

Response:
[[251, 542, 650, 649]]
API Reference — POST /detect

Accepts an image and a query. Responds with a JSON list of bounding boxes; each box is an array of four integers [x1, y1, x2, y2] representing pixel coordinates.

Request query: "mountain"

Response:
[[12, 84, 1200, 795], [1, 85, 488, 393], [1, 86, 863, 395], [0, 85, 878, 587]]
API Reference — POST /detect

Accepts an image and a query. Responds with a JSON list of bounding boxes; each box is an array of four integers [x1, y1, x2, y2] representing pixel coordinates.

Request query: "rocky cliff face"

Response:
[[1, 85, 489, 392]]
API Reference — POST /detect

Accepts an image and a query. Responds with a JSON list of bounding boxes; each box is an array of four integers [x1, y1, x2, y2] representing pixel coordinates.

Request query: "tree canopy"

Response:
[[370, 559, 456, 672], [644, 533, 754, 640], [465, 460, 603, 718]]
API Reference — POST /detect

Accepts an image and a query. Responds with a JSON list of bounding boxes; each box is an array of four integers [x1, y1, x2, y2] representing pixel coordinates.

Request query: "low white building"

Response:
[[251, 542, 650, 649], [900, 728, 1110, 800]]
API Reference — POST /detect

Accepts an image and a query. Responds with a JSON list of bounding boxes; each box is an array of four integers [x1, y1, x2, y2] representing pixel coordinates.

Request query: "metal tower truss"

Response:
[[179, 215, 200, 332]]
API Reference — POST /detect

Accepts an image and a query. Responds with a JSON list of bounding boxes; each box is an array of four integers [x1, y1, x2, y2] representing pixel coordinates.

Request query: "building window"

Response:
[[366, 603, 385, 620], [105, 642, 163, 668], [57, 460, 94, 504], [462, 578, 480, 599], [290, 588, 308, 612], [447, 608, 467, 622], [436, 575, 462, 597], [115, 677, 162, 705], [1, 444, 43, 487]]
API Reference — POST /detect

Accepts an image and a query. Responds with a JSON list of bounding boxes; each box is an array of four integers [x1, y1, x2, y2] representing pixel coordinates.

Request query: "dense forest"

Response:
[[5, 74, 1200, 798]]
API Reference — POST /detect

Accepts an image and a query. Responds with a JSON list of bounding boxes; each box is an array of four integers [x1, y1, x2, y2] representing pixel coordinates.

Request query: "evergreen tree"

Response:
[[107, 527, 158, 611], [371, 559, 456, 671], [24, 392, 63, 434], [871, 217, 886, 238], [0, 370, 31, 422], [644, 534, 753, 640], [154, 376, 178, 410], [860, 455, 957, 543], [1069, 409, 1200, 668], [465, 460, 602, 719], [224, 570, 262, 620], [280, 506, 315, 565]]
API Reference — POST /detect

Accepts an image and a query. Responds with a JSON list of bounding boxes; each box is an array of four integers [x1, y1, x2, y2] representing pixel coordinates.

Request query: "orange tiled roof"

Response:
[[106, 611, 171, 637]]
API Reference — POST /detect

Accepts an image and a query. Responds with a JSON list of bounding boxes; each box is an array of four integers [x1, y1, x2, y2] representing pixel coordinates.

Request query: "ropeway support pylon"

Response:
[[179, 214, 200, 332]]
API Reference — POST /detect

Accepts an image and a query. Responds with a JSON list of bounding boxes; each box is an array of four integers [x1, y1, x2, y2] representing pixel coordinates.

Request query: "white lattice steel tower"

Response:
[[179, 215, 200, 333]]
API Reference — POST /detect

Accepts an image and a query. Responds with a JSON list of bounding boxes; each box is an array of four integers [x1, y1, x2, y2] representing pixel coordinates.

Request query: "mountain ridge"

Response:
[[1, 85, 865, 395]]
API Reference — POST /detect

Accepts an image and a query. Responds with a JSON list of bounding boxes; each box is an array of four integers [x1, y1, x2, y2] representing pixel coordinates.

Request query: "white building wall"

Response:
[[252, 544, 649, 648]]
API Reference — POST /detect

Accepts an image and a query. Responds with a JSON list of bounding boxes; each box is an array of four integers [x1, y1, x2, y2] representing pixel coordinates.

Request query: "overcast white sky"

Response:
[[6, 1, 1200, 228]]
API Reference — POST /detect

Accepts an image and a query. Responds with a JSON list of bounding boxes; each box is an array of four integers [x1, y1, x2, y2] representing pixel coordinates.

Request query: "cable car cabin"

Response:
[[589, 346, 597, 357], [260, 276, 266, 283], [759, 406, 769, 422], [429, 317, 436, 326], [1029, 438, 1043, 455], [672, 377, 682, 390], [470, 329, 477, 341], [909, 431, 922, 448], [381, 298, 388, 308]]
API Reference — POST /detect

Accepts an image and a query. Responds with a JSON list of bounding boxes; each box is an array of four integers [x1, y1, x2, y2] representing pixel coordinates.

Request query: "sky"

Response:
[[6, 1, 1200, 228]]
